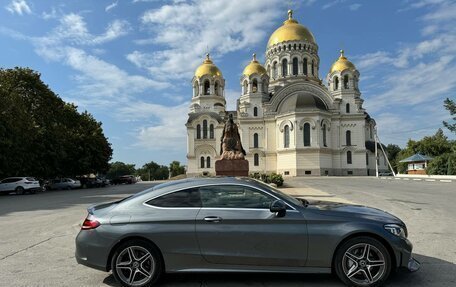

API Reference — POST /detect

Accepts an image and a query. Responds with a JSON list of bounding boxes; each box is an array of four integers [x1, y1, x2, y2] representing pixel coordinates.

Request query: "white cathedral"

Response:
[[186, 10, 388, 177]]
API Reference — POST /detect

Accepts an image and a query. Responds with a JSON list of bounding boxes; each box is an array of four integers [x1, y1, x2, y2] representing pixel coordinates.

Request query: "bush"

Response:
[[249, 172, 284, 187]]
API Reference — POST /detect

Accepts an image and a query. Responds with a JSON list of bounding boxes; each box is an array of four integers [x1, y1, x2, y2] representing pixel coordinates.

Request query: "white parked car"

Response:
[[0, 177, 41, 195], [48, 178, 81, 190]]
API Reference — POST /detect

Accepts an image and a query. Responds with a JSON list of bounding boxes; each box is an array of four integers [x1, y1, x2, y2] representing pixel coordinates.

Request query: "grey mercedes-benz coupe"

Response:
[[75, 177, 419, 287]]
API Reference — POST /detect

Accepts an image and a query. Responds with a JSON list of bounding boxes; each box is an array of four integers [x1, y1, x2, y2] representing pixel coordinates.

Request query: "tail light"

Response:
[[25, 182, 33, 184], [81, 214, 100, 230]]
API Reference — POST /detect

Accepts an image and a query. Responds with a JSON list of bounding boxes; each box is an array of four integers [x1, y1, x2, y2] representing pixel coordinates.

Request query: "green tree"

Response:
[[396, 129, 455, 175], [106, 162, 136, 179], [0, 67, 112, 179], [443, 98, 456, 134], [169, 161, 186, 177], [385, 144, 401, 173], [137, 161, 169, 181]]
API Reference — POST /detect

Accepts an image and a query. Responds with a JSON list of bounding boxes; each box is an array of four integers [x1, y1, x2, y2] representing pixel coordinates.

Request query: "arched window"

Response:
[[311, 59, 315, 76], [344, 75, 349, 89], [347, 151, 352, 164], [203, 120, 208, 139], [254, 153, 259, 166], [196, 124, 201, 139], [252, 79, 258, 92], [292, 57, 298, 75], [334, 76, 339, 90], [272, 62, 278, 79], [303, 58, 308, 75], [193, 82, 198, 97], [346, 130, 351, 146], [346, 103, 350, 113], [214, 81, 219, 95], [204, 80, 210, 95], [253, 133, 259, 148], [209, 124, 214, 139], [200, 156, 205, 168], [243, 80, 248, 95], [303, 123, 311, 147], [206, 156, 211, 168], [322, 124, 327, 147], [284, 125, 290, 148], [253, 107, 258, 117], [282, 59, 288, 77]]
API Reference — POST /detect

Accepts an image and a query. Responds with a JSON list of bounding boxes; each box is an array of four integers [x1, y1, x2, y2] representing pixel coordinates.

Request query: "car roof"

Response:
[[127, 177, 266, 203]]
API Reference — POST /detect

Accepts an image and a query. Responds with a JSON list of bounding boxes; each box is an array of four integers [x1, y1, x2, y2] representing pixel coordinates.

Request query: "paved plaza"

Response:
[[0, 178, 455, 286]]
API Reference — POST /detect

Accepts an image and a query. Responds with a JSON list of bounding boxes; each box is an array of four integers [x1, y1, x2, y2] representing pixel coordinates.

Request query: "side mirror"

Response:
[[270, 200, 287, 217]]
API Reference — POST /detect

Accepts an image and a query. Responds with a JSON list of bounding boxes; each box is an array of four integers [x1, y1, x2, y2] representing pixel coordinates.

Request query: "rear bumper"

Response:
[[75, 229, 112, 272]]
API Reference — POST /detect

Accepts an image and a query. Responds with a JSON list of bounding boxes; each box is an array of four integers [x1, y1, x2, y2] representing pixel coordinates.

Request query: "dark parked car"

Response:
[[79, 177, 107, 189], [75, 177, 419, 287], [111, 175, 137, 185]]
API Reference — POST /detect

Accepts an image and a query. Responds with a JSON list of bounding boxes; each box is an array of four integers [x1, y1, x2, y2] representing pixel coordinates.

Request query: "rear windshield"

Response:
[[26, 177, 36, 181]]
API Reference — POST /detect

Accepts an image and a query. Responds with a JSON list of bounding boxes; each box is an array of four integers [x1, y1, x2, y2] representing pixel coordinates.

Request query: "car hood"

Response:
[[305, 200, 404, 224]]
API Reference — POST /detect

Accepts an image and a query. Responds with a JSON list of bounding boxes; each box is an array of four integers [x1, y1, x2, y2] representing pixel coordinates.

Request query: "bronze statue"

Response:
[[220, 114, 246, 160]]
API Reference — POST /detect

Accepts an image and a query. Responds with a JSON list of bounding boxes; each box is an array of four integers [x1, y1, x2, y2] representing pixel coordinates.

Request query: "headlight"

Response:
[[384, 224, 407, 238]]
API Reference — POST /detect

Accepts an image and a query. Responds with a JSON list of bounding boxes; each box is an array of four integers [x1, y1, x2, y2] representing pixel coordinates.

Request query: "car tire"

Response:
[[111, 240, 163, 287], [16, 186, 25, 195], [334, 236, 391, 287]]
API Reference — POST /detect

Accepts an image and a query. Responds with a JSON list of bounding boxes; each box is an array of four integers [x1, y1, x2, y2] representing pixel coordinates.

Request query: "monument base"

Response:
[[215, 159, 249, 177]]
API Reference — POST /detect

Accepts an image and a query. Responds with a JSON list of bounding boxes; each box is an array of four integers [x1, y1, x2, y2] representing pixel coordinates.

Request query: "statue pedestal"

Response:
[[215, 159, 249, 177]]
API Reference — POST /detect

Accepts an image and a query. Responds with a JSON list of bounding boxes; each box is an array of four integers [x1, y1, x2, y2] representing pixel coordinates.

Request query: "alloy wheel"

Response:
[[115, 246, 155, 286], [342, 243, 386, 286]]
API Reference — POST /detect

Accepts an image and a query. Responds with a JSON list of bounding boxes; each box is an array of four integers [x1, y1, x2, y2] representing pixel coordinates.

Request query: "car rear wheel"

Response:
[[16, 186, 25, 195], [334, 236, 391, 287], [111, 240, 163, 287]]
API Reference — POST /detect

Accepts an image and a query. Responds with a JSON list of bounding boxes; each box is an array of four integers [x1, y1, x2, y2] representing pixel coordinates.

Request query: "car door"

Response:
[[195, 184, 308, 267], [141, 187, 202, 268]]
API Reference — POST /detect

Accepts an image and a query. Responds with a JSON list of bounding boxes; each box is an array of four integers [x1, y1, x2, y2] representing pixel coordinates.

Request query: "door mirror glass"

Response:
[[270, 200, 287, 217]]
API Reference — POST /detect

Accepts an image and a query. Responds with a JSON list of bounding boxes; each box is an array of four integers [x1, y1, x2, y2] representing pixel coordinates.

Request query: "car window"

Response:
[[146, 188, 201, 208], [26, 177, 35, 181], [199, 185, 275, 209], [1, 178, 17, 183]]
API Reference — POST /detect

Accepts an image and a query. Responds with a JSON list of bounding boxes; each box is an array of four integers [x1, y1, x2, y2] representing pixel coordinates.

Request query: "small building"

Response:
[[399, 153, 433, 175]]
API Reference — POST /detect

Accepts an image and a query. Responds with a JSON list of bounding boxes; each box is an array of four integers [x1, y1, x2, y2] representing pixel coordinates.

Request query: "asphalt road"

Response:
[[0, 178, 455, 286]]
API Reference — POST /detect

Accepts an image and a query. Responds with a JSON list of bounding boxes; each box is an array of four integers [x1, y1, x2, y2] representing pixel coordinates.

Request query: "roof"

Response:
[[399, 153, 434, 163]]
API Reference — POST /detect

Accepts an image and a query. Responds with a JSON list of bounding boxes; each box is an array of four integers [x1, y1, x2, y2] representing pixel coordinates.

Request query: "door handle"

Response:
[[204, 216, 222, 223]]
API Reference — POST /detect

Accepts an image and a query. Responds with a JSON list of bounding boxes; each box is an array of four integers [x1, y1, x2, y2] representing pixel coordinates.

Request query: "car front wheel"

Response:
[[334, 236, 391, 287], [111, 240, 163, 287]]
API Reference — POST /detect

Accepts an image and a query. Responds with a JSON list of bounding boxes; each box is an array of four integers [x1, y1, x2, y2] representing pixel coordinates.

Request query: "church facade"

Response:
[[186, 10, 388, 177]]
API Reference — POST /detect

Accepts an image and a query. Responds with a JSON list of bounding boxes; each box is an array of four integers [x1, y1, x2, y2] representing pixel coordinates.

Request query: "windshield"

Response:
[[252, 179, 304, 207]]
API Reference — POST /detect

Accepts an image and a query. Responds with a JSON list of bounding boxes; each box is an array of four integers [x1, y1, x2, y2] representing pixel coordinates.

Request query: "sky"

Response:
[[1, 0, 455, 168]]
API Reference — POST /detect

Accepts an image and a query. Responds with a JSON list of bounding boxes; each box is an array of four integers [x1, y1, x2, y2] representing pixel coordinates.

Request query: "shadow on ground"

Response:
[[101, 254, 455, 287], [0, 183, 158, 217]]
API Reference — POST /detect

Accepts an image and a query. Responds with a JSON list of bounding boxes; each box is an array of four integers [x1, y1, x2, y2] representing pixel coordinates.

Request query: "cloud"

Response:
[[357, 0, 456, 144], [5, 0, 31, 15], [349, 3, 362, 11], [117, 102, 189, 151], [322, 0, 346, 10], [129, 0, 286, 82], [105, 1, 118, 12]]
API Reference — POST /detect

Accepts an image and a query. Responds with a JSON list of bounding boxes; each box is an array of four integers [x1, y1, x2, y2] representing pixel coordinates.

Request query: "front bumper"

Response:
[[407, 257, 420, 272], [392, 236, 420, 272]]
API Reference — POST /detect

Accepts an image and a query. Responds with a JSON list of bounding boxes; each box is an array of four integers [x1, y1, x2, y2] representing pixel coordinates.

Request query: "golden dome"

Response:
[[267, 10, 316, 48], [194, 53, 222, 78], [330, 50, 357, 73], [243, 53, 267, 76]]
